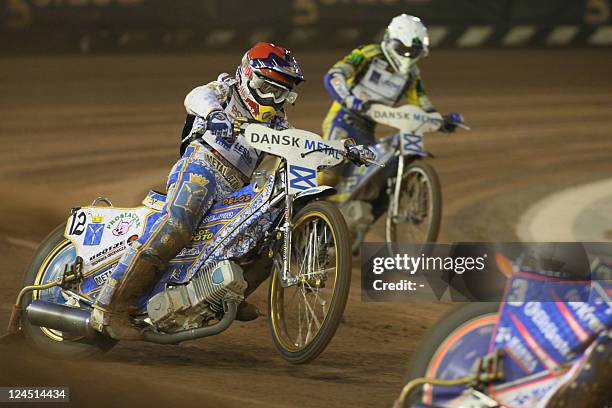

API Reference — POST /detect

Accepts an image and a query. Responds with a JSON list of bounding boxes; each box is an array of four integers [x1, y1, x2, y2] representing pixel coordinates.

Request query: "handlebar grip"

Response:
[[233, 116, 249, 136]]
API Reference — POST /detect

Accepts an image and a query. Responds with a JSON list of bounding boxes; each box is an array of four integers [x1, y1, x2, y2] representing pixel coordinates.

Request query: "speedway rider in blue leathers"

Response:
[[322, 14, 461, 226], [90, 43, 375, 340]]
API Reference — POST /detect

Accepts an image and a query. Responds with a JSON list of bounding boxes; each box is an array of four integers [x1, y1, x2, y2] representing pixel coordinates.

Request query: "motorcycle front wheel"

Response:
[[268, 201, 351, 364], [401, 303, 500, 407], [386, 160, 442, 246]]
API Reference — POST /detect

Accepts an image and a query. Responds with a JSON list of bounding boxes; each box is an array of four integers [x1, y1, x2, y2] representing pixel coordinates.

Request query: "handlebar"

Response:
[[365, 103, 471, 135], [236, 116, 384, 167], [301, 147, 384, 168], [300, 147, 337, 158]]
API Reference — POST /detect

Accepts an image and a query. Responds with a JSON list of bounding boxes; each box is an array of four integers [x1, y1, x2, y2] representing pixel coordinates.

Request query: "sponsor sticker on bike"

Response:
[[106, 212, 141, 233], [83, 218, 105, 246]]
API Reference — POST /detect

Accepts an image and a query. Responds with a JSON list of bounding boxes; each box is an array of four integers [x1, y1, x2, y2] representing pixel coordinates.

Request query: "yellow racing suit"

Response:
[[322, 43, 435, 143]]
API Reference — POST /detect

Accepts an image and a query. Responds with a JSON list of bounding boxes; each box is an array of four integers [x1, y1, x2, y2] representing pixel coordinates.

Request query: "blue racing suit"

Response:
[[92, 73, 290, 338]]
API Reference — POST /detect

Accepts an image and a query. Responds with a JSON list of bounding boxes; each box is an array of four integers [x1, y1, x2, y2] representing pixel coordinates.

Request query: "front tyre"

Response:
[[21, 224, 116, 359], [269, 201, 351, 364], [401, 303, 499, 407], [386, 160, 442, 245]]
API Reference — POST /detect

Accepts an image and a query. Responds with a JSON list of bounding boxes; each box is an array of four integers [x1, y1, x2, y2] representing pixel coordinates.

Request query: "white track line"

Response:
[[546, 26, 579, 45], [4, 236, 39, 250], [589, 25, 612, 45], [517, 178, 612, 242], [457, 26, 493, 47], [428, 26, 449, 47], [503, 26, 536, 46]]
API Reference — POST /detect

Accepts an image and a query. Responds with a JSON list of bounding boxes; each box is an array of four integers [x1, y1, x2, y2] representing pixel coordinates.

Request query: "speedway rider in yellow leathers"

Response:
[[322, 15, 462, 237]]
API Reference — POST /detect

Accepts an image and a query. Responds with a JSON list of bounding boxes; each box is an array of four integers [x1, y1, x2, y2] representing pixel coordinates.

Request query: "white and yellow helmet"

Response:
[[381, 14, 430, 76]]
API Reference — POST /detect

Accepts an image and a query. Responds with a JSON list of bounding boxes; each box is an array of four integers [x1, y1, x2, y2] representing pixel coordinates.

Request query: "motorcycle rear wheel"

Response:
[[21, 224, 116, 359], [268, 201, 351, 364]]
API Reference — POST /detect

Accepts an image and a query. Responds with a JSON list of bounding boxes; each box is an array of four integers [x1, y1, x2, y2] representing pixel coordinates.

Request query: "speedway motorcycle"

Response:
[[395, 248, 612, 408], [328, 104, 467, 252], [5, 123, 377, 364]]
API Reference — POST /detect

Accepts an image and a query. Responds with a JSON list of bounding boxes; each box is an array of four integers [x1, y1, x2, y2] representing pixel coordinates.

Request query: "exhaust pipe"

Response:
[[26, 300, 239, 344], [142, 300, 239, 344], [26, 300, 99, 339]]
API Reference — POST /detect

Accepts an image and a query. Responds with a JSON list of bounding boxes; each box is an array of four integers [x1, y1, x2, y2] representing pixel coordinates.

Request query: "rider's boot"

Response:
[[90, 243, 168, 340], [90, 158, 217, 340]]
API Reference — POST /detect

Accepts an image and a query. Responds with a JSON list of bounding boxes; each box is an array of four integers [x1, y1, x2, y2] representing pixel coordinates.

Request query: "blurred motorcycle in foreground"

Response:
[[395, 243, 611, 408]]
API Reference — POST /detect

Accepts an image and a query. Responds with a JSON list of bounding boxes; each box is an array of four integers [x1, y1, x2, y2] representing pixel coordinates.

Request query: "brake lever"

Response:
[[365, 159, 385, 168], [345, 150, 383, 168], [301, 147, 345, 158]]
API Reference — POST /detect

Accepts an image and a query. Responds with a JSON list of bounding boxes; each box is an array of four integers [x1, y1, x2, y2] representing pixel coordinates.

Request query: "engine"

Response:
[[146, 260, 247, 332]]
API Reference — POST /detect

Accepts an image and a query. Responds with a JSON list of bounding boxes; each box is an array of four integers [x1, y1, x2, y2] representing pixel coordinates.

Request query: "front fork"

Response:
[[389, 154, 405, 223], [280, 167, 298, 288]]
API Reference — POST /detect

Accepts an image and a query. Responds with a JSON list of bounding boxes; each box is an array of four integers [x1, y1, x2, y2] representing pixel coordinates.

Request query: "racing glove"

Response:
[[440, 112, 464, 133], [269, 115, 291, 131], [206, 111, 234, 140], [345, 140, 376, 166], [343, 95, 365, 114]]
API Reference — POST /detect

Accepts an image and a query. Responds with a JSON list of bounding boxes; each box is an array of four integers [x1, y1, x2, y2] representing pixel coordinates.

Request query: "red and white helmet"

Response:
[[236, 42, 305, 122]]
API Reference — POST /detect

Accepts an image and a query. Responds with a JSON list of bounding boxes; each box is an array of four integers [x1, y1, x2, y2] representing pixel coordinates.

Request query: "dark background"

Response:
[[1, 1, 611, 407], [1, 0, 611, 53]]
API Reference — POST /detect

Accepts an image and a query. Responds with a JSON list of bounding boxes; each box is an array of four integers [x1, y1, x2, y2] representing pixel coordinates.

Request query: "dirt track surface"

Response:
[[1, 50, 611, 407]]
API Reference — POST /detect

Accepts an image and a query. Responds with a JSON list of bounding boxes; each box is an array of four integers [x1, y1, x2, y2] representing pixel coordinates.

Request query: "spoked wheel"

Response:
[[21, 224, 116, 358], [269, 201, 351, 364], [386, 160, 442, 247]]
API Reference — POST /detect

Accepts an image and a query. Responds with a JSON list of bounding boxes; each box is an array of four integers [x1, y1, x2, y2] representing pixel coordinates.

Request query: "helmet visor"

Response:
[[391, 39, 424, 59]]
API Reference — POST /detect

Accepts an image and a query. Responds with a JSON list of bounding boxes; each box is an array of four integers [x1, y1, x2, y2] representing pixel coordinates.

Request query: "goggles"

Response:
[[391, 39, 425, 60], [250, 74, 298, 105]]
